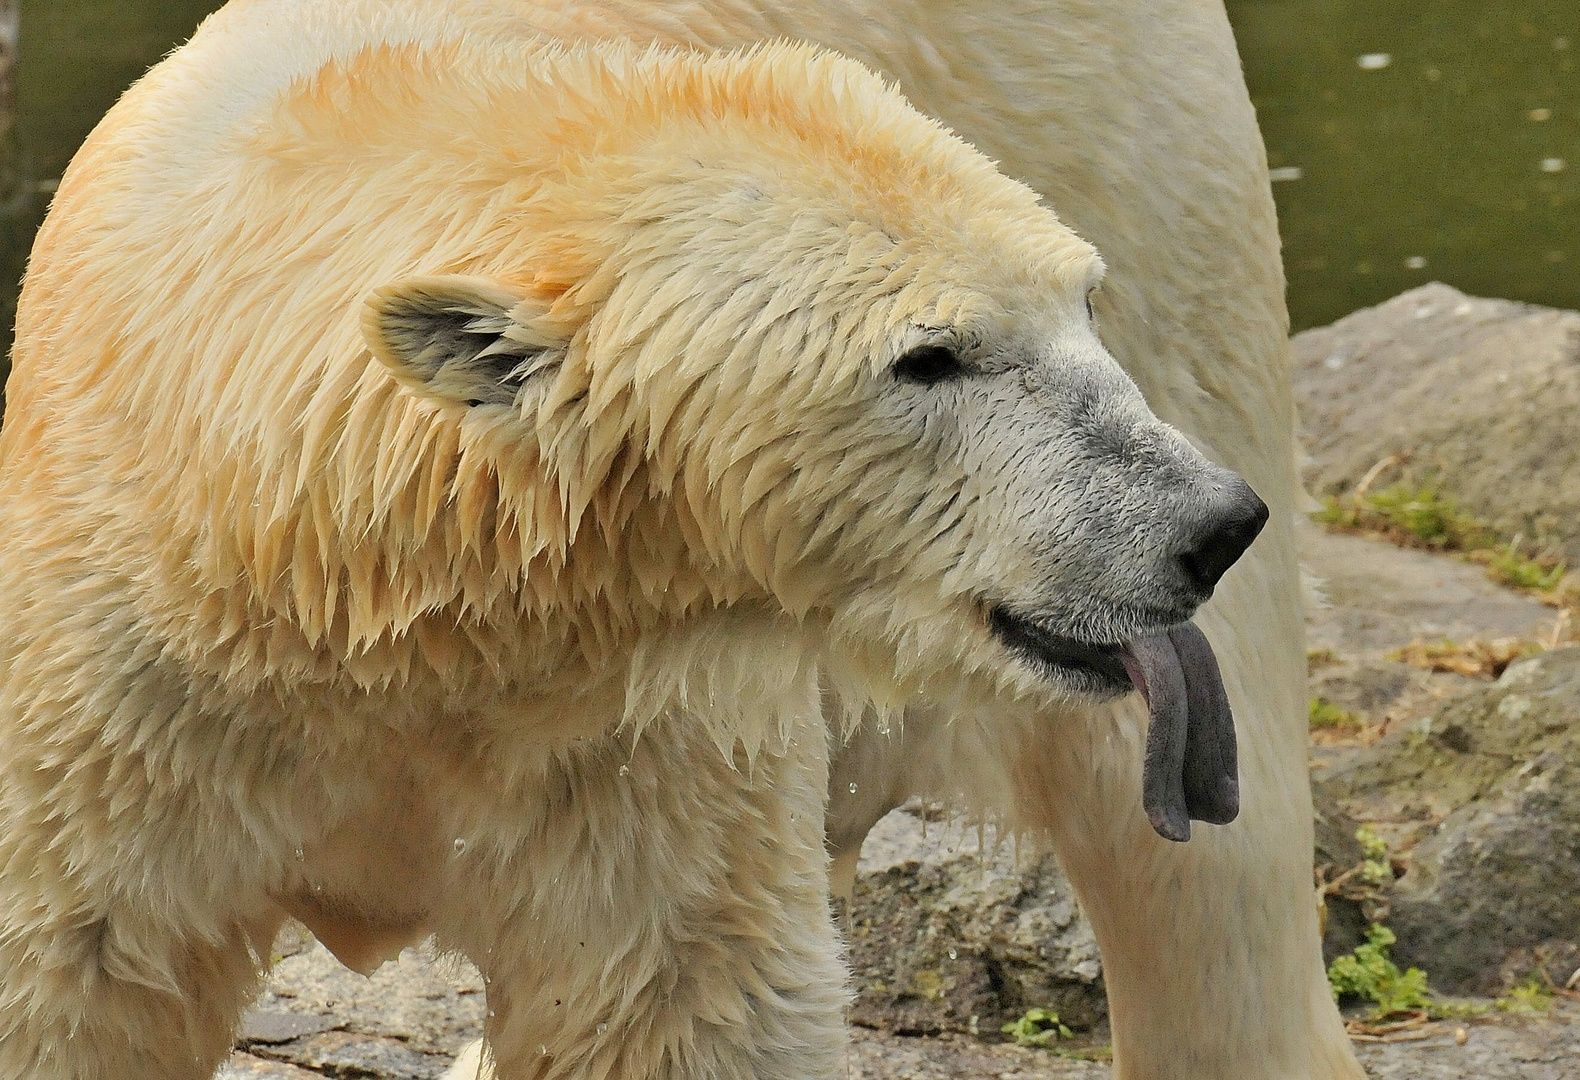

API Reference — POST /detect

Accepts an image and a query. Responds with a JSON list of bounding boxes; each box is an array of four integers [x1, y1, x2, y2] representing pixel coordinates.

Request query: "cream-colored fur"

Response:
[[0, 3, 1361, 1080], [439, 2, 1364, 1077]]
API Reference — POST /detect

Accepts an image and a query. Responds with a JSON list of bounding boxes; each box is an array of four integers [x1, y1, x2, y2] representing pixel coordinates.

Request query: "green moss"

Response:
[[1309, 697, 1362, 731], [1327, 924, 1431, 1016], [1486, 544, 1567, 592], [907, 968, 946, 1002], [1427, 999, 1491, 1021], [1002, 1008, 1073, 1047], [1316, 482, 1571, 599], [1497, 975, 1554, 1013], [1315, 483, 1487, 551]]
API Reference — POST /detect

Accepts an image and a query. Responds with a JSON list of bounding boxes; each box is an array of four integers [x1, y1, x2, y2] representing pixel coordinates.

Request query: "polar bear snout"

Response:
[[1173, 477, 1268, 597]]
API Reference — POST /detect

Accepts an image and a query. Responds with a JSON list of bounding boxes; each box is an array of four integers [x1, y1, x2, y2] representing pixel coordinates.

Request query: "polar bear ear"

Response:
[[363, 276, 567, 409]]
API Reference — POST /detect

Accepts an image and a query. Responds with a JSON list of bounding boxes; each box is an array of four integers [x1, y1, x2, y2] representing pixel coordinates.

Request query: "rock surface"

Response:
[[1316, 647, 1580, 992], [1300, 516, 1560, 766], [846, 809, 1106, 1036], [230, 934, 1580, 1079], [224, 925, 484, 1079], [1293, 282, 1580, 561]]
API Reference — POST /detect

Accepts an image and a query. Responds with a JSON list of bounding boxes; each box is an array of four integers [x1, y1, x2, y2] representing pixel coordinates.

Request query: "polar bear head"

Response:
[[361, 43, 1263, 833]]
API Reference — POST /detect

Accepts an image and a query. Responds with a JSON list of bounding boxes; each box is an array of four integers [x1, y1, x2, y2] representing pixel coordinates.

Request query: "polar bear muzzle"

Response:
[[988, 481, 1267, 843]]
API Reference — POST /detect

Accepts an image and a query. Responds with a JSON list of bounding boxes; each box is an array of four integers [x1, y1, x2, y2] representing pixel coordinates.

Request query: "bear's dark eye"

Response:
[[1085, 292, 1096, 321], [894, 344, 965, 385]]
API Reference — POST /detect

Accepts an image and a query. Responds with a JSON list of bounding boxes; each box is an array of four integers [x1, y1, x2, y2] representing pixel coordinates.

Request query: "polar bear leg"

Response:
[[999, 618, 1360, 1075], [0, 875, 281, 1080], [441, 1038, 488, 1080], [440, 711, 848, 1080]]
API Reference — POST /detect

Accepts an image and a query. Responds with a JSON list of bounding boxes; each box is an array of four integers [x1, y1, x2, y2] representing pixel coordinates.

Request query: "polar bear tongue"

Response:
[[1118, 623, 1240, 843]]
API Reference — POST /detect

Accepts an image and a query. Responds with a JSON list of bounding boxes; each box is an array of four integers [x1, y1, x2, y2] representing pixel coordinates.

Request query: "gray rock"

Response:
[[846, 808, 1105, 1036], [244, 932, 484, 1076], [1314, 646, 1580, 991], [1312, 795, 1369, 964], [250, 1031, 452, 1079], [1299, 519, 1557, 660], [1293, 282, 1580, 561], [1350, 1000, 1580, 1080], [216, 1054, 325, 1079], [238, 1009, 340, 1045]]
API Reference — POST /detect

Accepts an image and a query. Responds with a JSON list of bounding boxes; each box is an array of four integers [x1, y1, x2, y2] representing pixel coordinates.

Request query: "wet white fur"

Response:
[[0, 2, 1360, 1080]]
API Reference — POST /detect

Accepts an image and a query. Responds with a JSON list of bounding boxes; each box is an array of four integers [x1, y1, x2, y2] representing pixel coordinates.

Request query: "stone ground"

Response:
[[225, 521, 1580, 1078], [224, 929, 1580, 1080]]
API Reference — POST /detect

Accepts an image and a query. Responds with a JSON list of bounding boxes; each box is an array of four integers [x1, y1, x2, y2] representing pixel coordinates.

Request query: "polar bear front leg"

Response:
[[0, 825, 283, 1080], [441, 712, 848, 1080]]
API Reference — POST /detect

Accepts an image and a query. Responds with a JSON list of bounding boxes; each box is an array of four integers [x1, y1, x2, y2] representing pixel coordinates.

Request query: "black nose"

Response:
[[1178, 481, 1269, 594]]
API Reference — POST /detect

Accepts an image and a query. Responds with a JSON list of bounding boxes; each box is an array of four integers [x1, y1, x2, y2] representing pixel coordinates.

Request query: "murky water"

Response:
[[0, 0, 225, 370], [1231, 0, 1580, 329], [1, 0, 1576, 377]]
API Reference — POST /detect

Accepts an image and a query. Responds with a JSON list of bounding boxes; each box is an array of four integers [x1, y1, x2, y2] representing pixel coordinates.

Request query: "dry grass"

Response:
[[1387, 637, 1541, 680]]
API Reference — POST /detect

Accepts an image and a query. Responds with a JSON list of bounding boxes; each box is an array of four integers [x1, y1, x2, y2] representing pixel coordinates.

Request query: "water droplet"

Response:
[[1356, 53, 1392, 70], [618, 764, 631, 777], [847, 782, 858, 794], [947, 948, 958, 960], [596, 1022, 609, 1036], [1557, 36, 1572, 51], [488, 1008, 496, 1018], [1531, 107, 1553, 122], [541, 1045, 549, 1056], [453, 838, 469, 855], [1425, 66, 1442, 82], [293, 848, 304, 861], [1267, 166, 1303, 183], [1405, 255, 1427, 270], [1541, 157, 1567, 173]]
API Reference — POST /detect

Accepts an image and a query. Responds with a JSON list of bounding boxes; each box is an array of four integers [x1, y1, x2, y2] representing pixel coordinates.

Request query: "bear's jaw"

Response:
[[986, 605, 1131, 693]]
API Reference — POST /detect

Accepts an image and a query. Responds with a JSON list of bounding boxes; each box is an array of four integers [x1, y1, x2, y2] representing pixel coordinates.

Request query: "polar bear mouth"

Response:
[[987, 606, 1132, 691], [988, 608, 1239, 843]]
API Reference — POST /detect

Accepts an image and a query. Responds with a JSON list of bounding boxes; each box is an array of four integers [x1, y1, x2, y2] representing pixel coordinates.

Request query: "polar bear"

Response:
[[407, 2, 1360, 1078], [0, 4, 1361, 1080]]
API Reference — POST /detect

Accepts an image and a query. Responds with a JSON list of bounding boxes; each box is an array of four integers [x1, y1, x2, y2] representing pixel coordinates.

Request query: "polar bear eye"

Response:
[[894, 344, 966, 385], [1085, 291, 1097, 321]]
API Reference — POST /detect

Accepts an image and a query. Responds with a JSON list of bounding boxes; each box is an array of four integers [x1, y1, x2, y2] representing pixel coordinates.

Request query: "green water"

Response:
[[0, 0, 226, 372], [1230, 0, 1580, 329], [1, 0, 1577, 377]]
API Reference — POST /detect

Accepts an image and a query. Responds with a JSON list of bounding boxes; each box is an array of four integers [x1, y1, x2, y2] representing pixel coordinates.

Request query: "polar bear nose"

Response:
[[1176, 480, 1269, 594]]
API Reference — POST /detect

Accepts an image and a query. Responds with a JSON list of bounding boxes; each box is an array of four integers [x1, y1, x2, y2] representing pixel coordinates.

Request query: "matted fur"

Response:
[[0, 2, 1364, 1079]]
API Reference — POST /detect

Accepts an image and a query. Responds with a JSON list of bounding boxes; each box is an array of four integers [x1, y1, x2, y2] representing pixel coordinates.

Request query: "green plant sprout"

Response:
[[1327, 924, 1430, 1017], [1309, 697, 1363, 731], [1353, 824, 1393, 886], [1002, 1008, 1073, 1047]]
